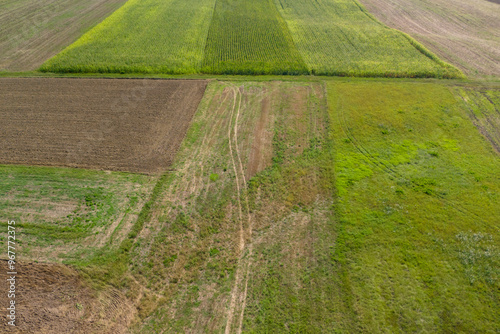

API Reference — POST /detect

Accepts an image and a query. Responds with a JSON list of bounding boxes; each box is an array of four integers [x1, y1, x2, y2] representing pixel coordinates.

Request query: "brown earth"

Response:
[[0, 78, 207, 174], [358, 0, 500, 78], [0, 0, 128, 71], [0, 260, 135, 333]]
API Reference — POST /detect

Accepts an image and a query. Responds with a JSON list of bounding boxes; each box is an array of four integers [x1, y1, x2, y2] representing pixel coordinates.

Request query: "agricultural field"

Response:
[[0, 78, 207, 173], [358, 0, 500, 78], [0, 0, 128, 71], [128, 80, 333, 332], [40, 0, 217, 74], [201, 0, 308, 74], [1, 0, 499, 331], [274, 0, 462, 78], [37, 0, 464, 78]]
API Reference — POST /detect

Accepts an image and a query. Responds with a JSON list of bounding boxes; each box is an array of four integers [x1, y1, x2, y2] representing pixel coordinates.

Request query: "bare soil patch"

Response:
[[0, 78, 207, 174], [0, 0, 128, 71], [358, 0, 500, 77], [0, 260, 134, 333]]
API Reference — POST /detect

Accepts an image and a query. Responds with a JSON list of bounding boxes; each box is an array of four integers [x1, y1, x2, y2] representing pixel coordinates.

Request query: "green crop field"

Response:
[[40, 0, 216, 73], [201, 0, 307, 75], [275, 0, 463, 78], [38, 0, 464, 78]]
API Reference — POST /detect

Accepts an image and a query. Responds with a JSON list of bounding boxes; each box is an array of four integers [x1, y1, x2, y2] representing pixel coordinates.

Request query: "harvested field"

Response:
[[0, 78, 207, 174], [0, 0, 128, 71], [358, 0, 500, 77], [0, 260, 134, 333]]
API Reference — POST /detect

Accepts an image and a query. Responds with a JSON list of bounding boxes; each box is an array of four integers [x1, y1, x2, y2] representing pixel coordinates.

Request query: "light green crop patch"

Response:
[[274, 0, 464, 78], [40, 0, 216, 74]]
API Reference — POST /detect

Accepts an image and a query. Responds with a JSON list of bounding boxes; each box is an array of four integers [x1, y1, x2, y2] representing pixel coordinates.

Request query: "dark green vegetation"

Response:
[[329, 81, 499, 331], [0, 165, 156, 264], [40, 0, 216, 74], [201, 0, 307, 74]]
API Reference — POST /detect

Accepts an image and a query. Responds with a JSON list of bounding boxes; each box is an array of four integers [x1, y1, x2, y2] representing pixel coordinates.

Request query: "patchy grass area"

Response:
[[127, 80, 339, 333], [274, 0, 463, 78], [328, 81, 499, 332], [40, 0, 216, 74], [201, 0, 307, 75], [0, 165, 156, 263]]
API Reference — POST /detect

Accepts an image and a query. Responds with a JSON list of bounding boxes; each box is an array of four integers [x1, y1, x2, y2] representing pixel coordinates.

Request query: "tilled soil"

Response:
[[0, 260, 134, 333], [0, 78, 207, 174]]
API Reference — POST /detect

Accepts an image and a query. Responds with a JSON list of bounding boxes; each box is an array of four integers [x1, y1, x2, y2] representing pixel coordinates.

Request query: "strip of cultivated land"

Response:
[[0, 0, 128, 71], [274, 0, 463, 78], [358, 0, 500, 78], [40, 0, 216, 74], [0, 78, 207, 173], [38, 0, 463, 78], [201, 0, 308, 75], [329, 81, 499, 331]]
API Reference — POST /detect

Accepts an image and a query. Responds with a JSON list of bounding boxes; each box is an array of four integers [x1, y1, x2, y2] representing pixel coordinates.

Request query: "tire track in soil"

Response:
[[224, 84, 258, 334]]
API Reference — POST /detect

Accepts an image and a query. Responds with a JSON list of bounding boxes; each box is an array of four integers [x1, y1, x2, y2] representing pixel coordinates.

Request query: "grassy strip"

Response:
[[328, 81, 499, 332]]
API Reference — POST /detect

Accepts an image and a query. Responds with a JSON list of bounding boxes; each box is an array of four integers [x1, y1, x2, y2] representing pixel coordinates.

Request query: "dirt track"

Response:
[[358, 0, 500, 77], [0, 78, 207, 174]]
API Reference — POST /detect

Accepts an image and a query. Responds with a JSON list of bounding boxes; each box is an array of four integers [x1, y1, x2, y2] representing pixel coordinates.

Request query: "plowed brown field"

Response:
[[0, 78, 207, 174], [358, 0, 500, 78]]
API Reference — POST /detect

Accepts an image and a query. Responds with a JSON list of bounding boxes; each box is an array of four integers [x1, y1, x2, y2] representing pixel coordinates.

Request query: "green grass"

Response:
[[0, 165, 156, 264], [201, 0, 308, 75], [275, 0, 463, 78], [453, 87, 500, 153], [40, 0, 216, 74], [328, 81, 499, 332]]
